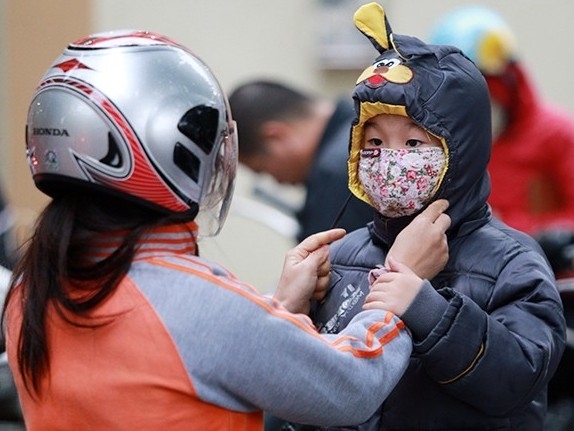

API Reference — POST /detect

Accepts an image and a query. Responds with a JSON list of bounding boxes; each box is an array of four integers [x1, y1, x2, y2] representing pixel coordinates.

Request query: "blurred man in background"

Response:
[[228, 80, 374, 242]]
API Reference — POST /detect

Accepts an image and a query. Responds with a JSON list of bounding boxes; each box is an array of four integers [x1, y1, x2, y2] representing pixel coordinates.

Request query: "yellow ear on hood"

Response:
[[353, 2, 391, 53]]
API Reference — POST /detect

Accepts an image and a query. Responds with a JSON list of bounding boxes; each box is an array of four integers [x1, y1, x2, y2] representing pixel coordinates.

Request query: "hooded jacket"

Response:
[[283, 3, 566, 430]]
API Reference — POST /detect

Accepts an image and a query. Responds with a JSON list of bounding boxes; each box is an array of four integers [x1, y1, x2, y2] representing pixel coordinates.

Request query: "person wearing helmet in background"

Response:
[[430, 6, 574, 275], [267, 3, 565, 430], [0, 30, 453, 431]]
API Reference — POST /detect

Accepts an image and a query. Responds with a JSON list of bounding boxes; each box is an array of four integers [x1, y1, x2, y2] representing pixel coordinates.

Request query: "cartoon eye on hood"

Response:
[[353, 3, 414, 88], [356, 57, 413, 87]]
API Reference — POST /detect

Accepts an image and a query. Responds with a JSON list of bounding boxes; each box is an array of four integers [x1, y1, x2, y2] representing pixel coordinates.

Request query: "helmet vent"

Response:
[[177, 105, 219, 154], [99, 132, 123, 167], [173, 142, 200, 182]]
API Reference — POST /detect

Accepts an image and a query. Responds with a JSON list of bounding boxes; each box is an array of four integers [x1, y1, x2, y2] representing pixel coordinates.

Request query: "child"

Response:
[[269, 2, 566, 430]]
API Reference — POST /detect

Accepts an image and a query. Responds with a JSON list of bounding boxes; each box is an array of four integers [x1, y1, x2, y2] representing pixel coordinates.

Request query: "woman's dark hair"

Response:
[[1, 191, 194, 395]]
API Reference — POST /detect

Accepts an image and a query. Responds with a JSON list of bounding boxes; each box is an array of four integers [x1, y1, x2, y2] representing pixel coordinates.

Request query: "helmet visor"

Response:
[[196, 120, 238, 237]]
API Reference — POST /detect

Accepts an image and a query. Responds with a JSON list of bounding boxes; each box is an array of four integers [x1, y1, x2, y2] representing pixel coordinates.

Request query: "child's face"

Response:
[[358, 113, 446, 218], [363, 114, 442, 150]]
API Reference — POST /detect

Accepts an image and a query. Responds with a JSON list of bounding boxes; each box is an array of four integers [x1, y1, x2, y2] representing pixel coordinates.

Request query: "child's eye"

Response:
[[406, 139, 423, 148], [366, 137, 384, 147]]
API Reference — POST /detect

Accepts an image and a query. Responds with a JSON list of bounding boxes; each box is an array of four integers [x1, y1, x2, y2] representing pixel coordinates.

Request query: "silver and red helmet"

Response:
[[26, 30, 237, 236]]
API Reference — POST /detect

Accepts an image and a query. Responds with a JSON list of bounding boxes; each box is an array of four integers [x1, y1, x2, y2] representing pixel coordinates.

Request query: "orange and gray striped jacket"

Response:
[[6, 223, 411, 430]]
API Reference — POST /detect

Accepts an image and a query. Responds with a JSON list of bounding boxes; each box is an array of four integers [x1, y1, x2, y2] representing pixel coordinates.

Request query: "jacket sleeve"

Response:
[[405, 247, 566, 415], [144, 260, 412, 427], [221, 296, 412, 426]]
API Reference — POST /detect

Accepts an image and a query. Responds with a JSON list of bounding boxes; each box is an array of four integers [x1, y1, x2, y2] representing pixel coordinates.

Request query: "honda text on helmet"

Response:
[[26, 30, 237, 236]]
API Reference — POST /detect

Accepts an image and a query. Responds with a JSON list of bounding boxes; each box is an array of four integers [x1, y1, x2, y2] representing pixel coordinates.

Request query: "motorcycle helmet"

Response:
[[26, 30, 237, 236], [428, 6, 516, 76], [429, 7, 520, 137]]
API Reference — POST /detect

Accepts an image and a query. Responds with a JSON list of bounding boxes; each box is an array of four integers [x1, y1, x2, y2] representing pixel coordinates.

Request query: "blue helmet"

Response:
[[429, 6, 516, 75]]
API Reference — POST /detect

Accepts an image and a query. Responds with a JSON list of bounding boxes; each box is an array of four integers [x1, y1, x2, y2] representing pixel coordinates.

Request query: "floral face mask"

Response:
[[358, 147, 446, 217]]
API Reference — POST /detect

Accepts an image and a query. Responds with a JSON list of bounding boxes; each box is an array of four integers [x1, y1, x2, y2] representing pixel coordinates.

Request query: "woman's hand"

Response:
[[387, 199, 451, 280], [274, 228, 346, 314]]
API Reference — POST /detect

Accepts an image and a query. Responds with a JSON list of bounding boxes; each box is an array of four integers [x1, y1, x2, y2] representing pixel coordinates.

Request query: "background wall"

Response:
[[2, 0, 90, 243], [2, 0, 574, 292], [93, 0, 574, 113]]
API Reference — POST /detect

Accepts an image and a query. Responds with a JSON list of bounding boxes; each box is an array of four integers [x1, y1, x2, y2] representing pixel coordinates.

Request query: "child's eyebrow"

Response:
[[364, 119, 382, 131]]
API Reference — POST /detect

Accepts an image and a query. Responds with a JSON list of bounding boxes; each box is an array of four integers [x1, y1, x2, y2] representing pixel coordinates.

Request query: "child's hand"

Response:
[[363, 256, 423, 316], [274, 228, 346, 314], [387, 199, 450, 279]]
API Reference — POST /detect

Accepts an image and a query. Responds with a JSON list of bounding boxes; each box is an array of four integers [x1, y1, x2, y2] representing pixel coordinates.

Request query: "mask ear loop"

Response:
[[329, 193, 354, 229]]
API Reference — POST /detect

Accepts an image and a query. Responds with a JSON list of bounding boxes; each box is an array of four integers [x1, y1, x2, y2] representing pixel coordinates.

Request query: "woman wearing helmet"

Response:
[[1, 30, 450, 430]]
